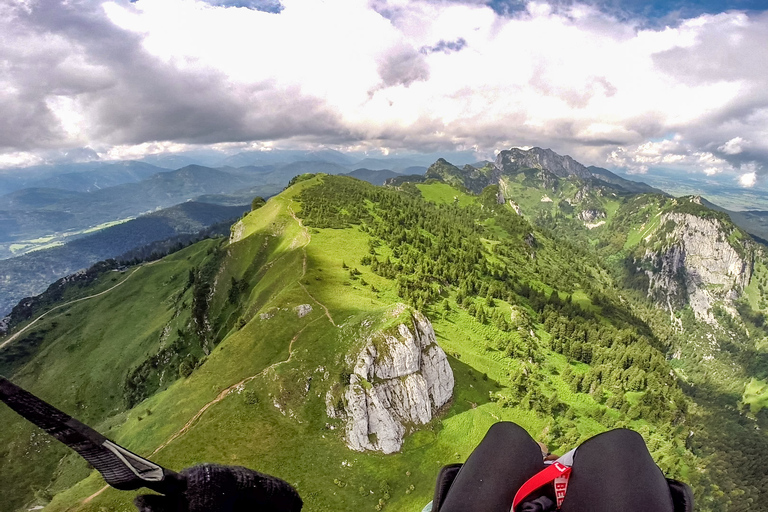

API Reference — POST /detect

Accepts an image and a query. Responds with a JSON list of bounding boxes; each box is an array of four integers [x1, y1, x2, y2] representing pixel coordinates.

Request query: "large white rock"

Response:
[[422, 344, 455, 407], [339, 307, 454, 454], [344, 374, 405, 454]]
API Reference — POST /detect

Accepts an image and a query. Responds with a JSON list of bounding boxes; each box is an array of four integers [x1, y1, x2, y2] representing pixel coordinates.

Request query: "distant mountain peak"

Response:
[[494, 147, 593, 179], [420, 147, 664, 197]]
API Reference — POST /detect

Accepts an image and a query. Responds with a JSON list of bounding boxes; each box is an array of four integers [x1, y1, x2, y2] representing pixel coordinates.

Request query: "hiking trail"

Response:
[[288, 204, 337, 327], [80, 319, 315, 506], [0, 265, 146, 351], [78, 204, 338, 507]]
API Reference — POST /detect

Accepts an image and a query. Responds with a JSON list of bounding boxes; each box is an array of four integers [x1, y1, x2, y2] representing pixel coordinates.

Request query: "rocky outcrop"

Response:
[[578, 209, 606, 223], [573, 185, 593, 203], [495, 147, 593, 179], [230, 220, 246, 243], [426, 159, 497, 194], [294, 304, 312, 318], [641, 212, 753, 324], [334, 307, 454, 454]]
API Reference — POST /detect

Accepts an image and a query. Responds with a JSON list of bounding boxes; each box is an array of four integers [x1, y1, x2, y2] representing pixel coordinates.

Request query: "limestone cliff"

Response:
[[495, 147, 593, 179], [639, 207, 753, 324], [330, 306, 454, 454]]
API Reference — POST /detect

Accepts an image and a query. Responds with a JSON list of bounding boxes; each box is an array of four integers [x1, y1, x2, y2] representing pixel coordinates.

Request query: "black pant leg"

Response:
[[560, 429, 675, 512], [440, 422, 545, 512]]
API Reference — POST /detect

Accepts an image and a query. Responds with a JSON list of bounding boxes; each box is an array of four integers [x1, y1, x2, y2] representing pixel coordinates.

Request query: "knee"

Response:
[[580, 428, 650, 458], [483, 422, 532, 445], [596, 428, 644, 446]]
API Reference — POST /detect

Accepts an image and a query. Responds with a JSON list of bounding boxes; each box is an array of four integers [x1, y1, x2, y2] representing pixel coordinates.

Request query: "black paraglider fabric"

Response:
[[667, 478, 694, 512], [519, 496, 555, 512], [134, 464, 303, 512], [0, 377, 142, 489]]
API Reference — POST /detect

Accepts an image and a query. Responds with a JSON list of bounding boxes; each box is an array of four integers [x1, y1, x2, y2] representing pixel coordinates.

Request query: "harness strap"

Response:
[[512, 449, 576, 511]]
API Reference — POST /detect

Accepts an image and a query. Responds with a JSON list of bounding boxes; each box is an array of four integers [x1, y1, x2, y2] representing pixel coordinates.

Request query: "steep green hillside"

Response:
[[1, 173, 767, 512]]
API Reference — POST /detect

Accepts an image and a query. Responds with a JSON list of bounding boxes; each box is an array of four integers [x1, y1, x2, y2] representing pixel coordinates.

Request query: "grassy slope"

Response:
[[415, 183, 475, 207], [744, 378, 768, 414], [37, 179, 502, 512], [0, 240, 220, 510], [36, 180, 509, 512], [743, 257, 768, 311], [1, 178, 740, 511]]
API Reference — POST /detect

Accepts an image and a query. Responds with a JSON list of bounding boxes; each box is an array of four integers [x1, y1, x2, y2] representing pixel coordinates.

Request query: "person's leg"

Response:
[[560, 429, 675, 512], [440, 422, 545, 512]]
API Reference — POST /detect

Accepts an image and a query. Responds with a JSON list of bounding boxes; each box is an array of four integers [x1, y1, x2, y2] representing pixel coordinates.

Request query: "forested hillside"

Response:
[[0, 168, 767, 512]]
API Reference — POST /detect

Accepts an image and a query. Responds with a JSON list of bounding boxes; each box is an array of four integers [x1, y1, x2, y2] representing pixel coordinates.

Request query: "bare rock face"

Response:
[[577, 209, 606, 223], [641, 212, 753, 324], [230, 219, 246, 243], [294, 304, 312, 318], [495, 147, 593, 179], [336, 306, 454, 454]]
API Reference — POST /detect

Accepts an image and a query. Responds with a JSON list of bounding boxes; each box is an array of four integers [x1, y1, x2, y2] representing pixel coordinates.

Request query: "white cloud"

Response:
[[719, 136, 746, 155], [1, 0, 768, 177], [0, 151, 45, 169], [740, 171, 757, 187], [607, 136, 738, 176]]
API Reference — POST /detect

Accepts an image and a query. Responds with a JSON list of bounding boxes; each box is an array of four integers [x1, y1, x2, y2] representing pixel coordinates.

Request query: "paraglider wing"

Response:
[[0, 376, 185, 495]]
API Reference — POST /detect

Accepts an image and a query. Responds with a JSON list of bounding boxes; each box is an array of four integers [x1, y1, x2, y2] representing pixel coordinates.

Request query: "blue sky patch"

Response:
[[420, 38, 468, 55], [487, 0, 768, 22], [194, 0, 283, 13]]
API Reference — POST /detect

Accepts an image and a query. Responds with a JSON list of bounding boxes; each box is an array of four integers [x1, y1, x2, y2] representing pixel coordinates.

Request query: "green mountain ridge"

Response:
[[0, 201, 249, 318], [1, 162, 767, 512]]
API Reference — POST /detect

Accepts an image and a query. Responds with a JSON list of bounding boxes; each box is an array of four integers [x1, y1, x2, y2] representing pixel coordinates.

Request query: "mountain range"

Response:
[[0, 201, 249, 317], [0, 158, 435, 260], [0, 164, 275, 256]]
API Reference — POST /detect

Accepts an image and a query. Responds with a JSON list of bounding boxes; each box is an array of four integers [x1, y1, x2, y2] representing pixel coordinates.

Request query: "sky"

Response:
[[1, 0, 768, 187]]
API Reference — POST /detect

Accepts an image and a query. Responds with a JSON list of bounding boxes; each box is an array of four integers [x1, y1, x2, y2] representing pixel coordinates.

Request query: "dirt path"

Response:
[[80, 206, 332, 507], [150, 321, 309, 456], [287, 205, 311, 278], [288, 205, 338, 327], [2, 265, 150, 508], [0, 266, 145, 351], [145, 205, 330, 458], [80, 321, 313, 506], [299, 282, 337, 327]]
